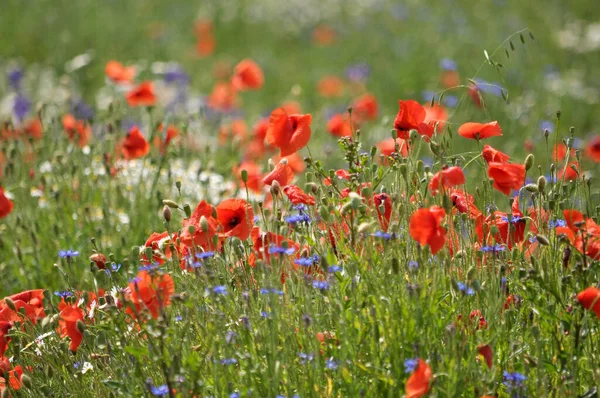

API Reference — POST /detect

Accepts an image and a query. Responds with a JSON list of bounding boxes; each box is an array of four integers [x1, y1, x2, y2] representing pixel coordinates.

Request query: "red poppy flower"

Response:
[[577, 287, 600, 319], [0, 289, 45, 324], [373, 193, 392, 232], [0, 322, 11, 357], [180, 201, 219, 249], [59, 305, 85, 352], [140, 231, 173, 265], [126, 81, 156, 107], [424, 104, 448, 133], [428, 166, 465, 195], [265, 108, 313, 157], [216, 199, 254, 241], [558, 162, 579, 181], [249, 226, 299, 267], [207, 81, 238, 111], [62, 114, 92, 147], [195, 19, 215, 57], [553, 143, 575, 162], [0, 188, 13, 219], [90, 253, 107, 270], [352, 93, 378, 122], [0, 364, 24, 391], [409, 206, 446, 254], [394, 100, 431, 139], [232, 59, 264, 91], [555, 226, 575, 244], [585, 135, 600, 163], [326, 114, 353, 138], [153, 124, 179, 153], [482, 144, 510, 164], [24, 118, 43, 140], [487, 162, 526, 195], [476, 210, 526, 249], [458, 121, 502, 140], [105, 60, 135, 84], [317, 76, 344, 98], [405, 358, 432, 398], [127, 270, 175, 320], [274, 153, 305, 174], [235, 162, 264, 193], [323, 169, 350, 186], [283, 185, 315, 206], [377, 138, 410, 158], [477, 344, 493, 369], [313, 24, 335, 46], [449, 190, 481, 219], [262, 160, 294, 187], [121, 126, 150, 160]]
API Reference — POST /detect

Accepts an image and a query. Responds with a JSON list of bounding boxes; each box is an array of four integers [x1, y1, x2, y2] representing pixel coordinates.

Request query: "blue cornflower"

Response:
[[129, 276, 142, 284], [13, 93, 30, 121], [271, 289, 284, 296], [73, 361, 82, 369], [59, 249, 80, 259], [457, 282, 475, 296], [479, 244, 506, 253], [213, 286, 227, 295], [500, 215, 523, 224], [195, 251, 215, 260], [529, 236, 537, 243], [139, 263, 159, 271], [503, 371, 527, 389], [105, 263, 121, 275], [229, 393, 240, 398], [175, 315, 182, 322], [328, 265, 342, 273], [325, 358, 338, 370], [312, 280, 329, 290], [54, 291, 73, 298], [225, 331, 238, 344], [72, 98, 95, 120], [293, 204, 308, 213], [221, 358, 237, 365], [259, 288, 270, 295], [539, 120, 554, 133], [440, 58, 457, 71], [294, 255, 319, 267], [371, 231, 396, 240], [345, 63, 370, 82], [261, 311, 271, 319], [285, 213, 311, 224], [151, 384, 170, 396], [549, 219, 566, 228], [8, 67, 24, 90], [408, 261, 419, 270], [473, 78, 503, 97], [442, 95, 458, 108], [163, 67, 190, 85], [268, 245, 296, 255], [404, 358, 418, 374], [298, 352, 314, 364]]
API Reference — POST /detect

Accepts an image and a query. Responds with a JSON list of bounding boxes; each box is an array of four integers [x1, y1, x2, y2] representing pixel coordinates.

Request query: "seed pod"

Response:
[[535, 234, 550, 246], [162, 199, 179, 208], [524, 154, 534, 171], [162, 205, 172, 223], [525, 184, 538, 193]]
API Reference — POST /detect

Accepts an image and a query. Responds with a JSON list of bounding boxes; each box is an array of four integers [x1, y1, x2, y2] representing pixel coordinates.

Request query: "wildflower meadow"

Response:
[[1, 0, 600, 396]]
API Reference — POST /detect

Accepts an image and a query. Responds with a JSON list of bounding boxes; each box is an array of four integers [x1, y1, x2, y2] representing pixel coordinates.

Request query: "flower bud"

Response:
[[162, 199, 179, 208], [535, 234, 550, 246], [525, 184, 538, 193], [162, 205, 171, 223], [21, 373, 32, 389], [90, 253, 107, 270], [4, 298, 16, 311], [270, 180, 281, 196], [537, 176, 546, 193], [200, 216, 209, 233], [524, 154, 534, 171], [76, 319, 86, 334]]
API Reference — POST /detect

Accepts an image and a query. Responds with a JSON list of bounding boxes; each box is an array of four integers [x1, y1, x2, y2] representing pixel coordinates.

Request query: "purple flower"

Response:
[[440, 58, 457, 71], [59, 249, 80, 259], [151, 384, 169, 396], [294, 255, 319, 267], [213, 285, 227, 295], [503, 371, 527, 389], [54, 291, 74, 298], [457, 282, 475, 296], [325, 358, 338, 370], [549, 219, 566, 228], [285, 213, 311, 224], [539, 120, 554, 133], [72, 99, 95, 120], [479, 244, 506, 253], [13, 93, 31, 121], [8, 67, 24, 90], [298, 352, 314, 364], [328, 265, 342, 273], [371, 231, 396, 240], [195, 251, 215, 259], [269, 245, 296, 255], [404, 358, 418, 374], [221, 358, 237, 365], [345, 63, 370, 82], [312, 280, 329, 290]]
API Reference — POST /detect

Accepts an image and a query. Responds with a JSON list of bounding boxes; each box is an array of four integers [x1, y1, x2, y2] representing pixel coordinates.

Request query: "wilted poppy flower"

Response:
[[477, 344, 493, 369], [317, 76, 344, 98], [409, 206, 446, 254], [585, 135, 600, 163], [127, 270, 175, 319], [216, 199, 254, 241], [180, 201, 219, 249], [326, 114, 353, 138], [428, 166, 465, 195], [373, 193, 392, 232], [207, 81, 238, 111], [126, 81, 156, 107], [482, 144, 510, 164], [121, 126, 150, 160], [458, 121, 502, 140], [232, 59, 264, 91], [352, 93, 378, 122], [59, 305, 85, 352], [105, 60, 135, 84], [283, 185, 315, 206], [266, 108, 312, 157], [394, 100, 431, 139], [62, 114, 92, 147], [263, 160, 294, 187], [0, 188, 13, 219], [405, 358, 432, 398], [153, 124, 179, 153], [577, 287, 600, 319], [488, 162, 526, 195]]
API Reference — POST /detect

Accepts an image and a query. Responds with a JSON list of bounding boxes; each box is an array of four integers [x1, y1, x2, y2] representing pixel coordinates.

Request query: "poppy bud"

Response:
[[162, 199, 179, 209], [90, 253, 107, 270], [162, 205, 171, 222], [390, 129, 398, 139], [200, 216, 209, 233], [348, 192, 363, 209], [391, 257, 399, 274], [543, 129, 550, 138], [2, 387, 9, 398], [430, 141, 441, 156], [525, 184, 538, 193], [537, 176, 546, 193], [341, 202, 353, 215], [268, 158, 275, 170], [399, 164, 408, 179], [175, 181, 181, 190], [409, 129, 419, 141], [361, 186, 371, 198], [319, 206, 330, 222], [535, 234, 550, 246], [4, 298, 16, 311], [21, 373, 32, 389], [550, 163, 555, 173], [490, 225, 500, 236], [442, 194, 452, 214], [183, 204, 192, 218], [76, 319, 86, 334], [416, 160, 424, 173], [143, 246, 153, 262], [305, 182, 319, 194], [270, 180, 281, 196], [524, 154, 534, 171]]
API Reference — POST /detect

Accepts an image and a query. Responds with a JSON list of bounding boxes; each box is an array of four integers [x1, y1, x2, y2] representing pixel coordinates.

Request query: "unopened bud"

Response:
[[183, 204, 192, 218], [162, 205, 171, 223], [348, 192, 363, 209], [200, 216, 209, 233], [524, 154, 534, 171], [535, 234, 550, 246], [270, 180, 281, 196], [537, 176, 546, 192], [76, 319, 86, 334], [162, 199, 179, 209], [21, 373, 32, 388], [90, 253, 107, 270], [4, 298, 16, 311], [525, 184, 538, 193]]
